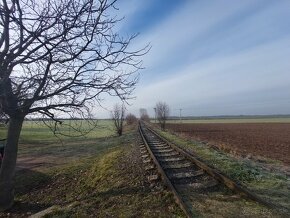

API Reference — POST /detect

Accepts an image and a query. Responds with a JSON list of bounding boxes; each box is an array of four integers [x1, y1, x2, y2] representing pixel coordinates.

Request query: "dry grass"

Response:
[[0, 125, 184, 217]]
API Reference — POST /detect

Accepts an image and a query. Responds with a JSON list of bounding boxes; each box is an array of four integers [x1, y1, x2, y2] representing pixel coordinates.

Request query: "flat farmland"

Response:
[[166, 122, 290, 165]]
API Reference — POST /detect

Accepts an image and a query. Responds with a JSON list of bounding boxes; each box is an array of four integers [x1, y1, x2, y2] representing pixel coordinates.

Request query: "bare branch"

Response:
[[0, 0, 148, 122], [155, 101, 170, 130]]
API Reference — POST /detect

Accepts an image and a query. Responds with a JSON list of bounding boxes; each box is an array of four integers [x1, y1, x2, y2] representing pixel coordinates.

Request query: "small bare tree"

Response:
[[126, 113, 137, 125], [139, 108, 150, 122], [156, 102, 170, 130], [111, 104, 125, 136], [0, 0, 148, 210]]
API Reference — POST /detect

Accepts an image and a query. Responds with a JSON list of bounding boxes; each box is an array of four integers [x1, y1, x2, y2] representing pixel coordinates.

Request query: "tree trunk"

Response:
[[118, 128, 122, 136], [161, 121, 165, 130], [0, 116, 24, 211]]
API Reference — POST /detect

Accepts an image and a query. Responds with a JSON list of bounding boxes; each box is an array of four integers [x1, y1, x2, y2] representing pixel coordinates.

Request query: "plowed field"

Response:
[[166, 123, 290, 165]]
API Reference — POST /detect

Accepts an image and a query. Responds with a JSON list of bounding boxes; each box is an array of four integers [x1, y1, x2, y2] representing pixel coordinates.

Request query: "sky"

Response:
[[98, 0, 290, 118]]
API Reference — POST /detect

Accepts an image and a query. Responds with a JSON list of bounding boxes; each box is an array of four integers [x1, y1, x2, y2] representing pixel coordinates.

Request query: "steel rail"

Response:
[[144, 122, 286, 212], [138, 123, 192, 217]]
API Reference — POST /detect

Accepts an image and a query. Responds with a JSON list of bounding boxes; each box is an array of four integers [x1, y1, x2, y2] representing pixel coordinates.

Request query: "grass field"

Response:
[[0, 121, 183, 217], [1, 120, 289, 217], [0, 120, 115, 145]]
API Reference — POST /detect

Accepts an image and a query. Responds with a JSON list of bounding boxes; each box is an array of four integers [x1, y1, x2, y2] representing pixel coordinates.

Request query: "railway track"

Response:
[[138, 122, 280, 217]]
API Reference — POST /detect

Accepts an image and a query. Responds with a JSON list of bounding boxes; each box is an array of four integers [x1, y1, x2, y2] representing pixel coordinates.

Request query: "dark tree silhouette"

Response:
[[156, 101, 169, 130], [0, 0, 147, 210], [111, 103, 125, 136]]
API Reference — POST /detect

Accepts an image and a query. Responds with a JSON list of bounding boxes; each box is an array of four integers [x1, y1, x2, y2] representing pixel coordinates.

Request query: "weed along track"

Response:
[[138, 122, 281, 217]]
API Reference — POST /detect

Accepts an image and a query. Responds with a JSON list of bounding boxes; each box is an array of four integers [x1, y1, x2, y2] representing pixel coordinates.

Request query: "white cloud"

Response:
[[129, 36, 290, 116], [94, 0, 290, 117], [135, 0, 264, 70]]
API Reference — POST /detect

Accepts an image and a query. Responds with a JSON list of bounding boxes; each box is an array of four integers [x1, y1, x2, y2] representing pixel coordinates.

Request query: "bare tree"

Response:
[[125, 113, 137, 125], [139, 108, 150, 122], [0, 0, 148, 210], [156, 101, 170, 130], [111, 103, 125, 136]]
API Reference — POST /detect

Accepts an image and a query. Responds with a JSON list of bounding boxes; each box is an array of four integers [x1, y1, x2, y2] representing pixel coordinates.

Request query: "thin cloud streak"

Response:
[[131, 37, 290, 116], [94, 0, 290, 118]]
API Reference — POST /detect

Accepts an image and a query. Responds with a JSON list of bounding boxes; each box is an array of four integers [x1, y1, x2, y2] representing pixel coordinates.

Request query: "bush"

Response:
[[126, 114, 137, 125]]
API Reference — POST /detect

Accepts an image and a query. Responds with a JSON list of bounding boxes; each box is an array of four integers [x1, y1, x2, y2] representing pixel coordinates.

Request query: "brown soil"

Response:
[[167, 123, 290, 165]]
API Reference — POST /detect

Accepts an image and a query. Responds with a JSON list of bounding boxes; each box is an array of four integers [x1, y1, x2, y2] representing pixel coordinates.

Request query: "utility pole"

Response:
[[179, 108, 182, 123], [154, 107, 156, 123]]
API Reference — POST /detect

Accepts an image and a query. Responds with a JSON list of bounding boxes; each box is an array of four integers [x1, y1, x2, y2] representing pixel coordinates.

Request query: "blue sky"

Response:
[[99, 0, 290, 118]]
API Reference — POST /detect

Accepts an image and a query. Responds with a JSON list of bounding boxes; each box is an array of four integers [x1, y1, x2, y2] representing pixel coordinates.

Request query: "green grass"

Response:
[[0, 121, 184, 217], [0, 119, 117, 159], [14, 125, 123, 195], [0, 120, 115, 144], [8, 129, 184, 217]]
